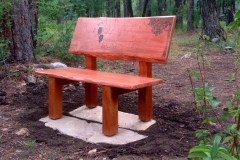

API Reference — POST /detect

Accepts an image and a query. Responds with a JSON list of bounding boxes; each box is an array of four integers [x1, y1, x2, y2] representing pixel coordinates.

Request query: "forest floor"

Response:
[[0, 31, 237, 160]]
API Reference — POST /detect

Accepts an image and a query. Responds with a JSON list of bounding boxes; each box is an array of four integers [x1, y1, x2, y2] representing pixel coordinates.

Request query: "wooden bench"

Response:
[[35, 16, 176, 136]]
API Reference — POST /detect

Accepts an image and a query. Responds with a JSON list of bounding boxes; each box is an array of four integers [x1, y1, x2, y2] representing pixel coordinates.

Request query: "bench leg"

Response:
[[138, 86, 153, 121], [85, 83, 98, 108], [48, 77, 64, 119], [102, 86, 118, 136], [85, 55, 97, 108]]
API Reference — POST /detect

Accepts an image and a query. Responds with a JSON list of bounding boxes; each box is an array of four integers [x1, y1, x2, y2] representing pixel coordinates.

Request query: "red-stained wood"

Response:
[[101, 87, 133, 136], [138, 86, 153, 121], [69, 16, 176, 63], [139, 62, 152, 77], [85, 56, 98, 108], [102, 86, 119, 136], [138, 62, 153, 121], [48, 77, 64, 119], [35, 16, 177, 136], [35, 67, 164, 90]]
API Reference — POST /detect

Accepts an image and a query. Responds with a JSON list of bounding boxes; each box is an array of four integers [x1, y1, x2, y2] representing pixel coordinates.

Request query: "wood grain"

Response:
[[35, 67, 164, 90], [102, 86, 119, 136], [69, 16, 176, 63], [138, 62, 153, 121], [85, 56, 98, 108], [48, 77, 63, 119]]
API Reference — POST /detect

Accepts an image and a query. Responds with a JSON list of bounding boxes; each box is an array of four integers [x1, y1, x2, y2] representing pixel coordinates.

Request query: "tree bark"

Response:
[[124, 0, 127, 17], [142, 0, 151, 17], [124, 0, 134, 17], [231, 0, 235, 13], [200, 0, 226, 41], [158, 0, 166, 16], [146, 0, 151, 16], [139, 0, 144, 15], [5, 0, 38, 62], [187, 0, 194, 31], [175, 0, 183, 27], [115, 0, 121, 17], [106, 0, 113, 17]]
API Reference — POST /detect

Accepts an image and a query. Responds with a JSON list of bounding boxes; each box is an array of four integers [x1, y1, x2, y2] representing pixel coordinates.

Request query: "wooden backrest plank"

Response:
[[69, 16, 176, 64]]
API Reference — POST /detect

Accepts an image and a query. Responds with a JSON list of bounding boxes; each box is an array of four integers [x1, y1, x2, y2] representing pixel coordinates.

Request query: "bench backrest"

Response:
[[69, 16, 176, 64]]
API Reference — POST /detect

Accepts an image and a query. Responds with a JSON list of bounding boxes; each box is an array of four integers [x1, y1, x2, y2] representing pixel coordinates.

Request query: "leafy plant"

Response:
[[188, 34, 240, 159], [23, 140, 36, 153], [0, 0, 12, 57], [189, 135, 236, 160], [227, 10, 240, 46]]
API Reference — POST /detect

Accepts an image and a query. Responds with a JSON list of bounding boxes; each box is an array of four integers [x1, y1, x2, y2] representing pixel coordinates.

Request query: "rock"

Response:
[[33, 62, 67, 70], [64, 84, 76, 91], [88, 148, 97, 155], [32, 64, 54, 69], [2, 128, 8, 131], [209, 122, 221, 129], [211, 37, 220, 43], [180, 124, 185, 128], [21, 82, 27, 86], [15, 128, 30, 136], [0, 90, 7, 96], [27, 75, 37, 84], [18, 65, 28, 72], [180, 54, 191, 59], [223, 46, 234, 54], [37, 79, 44, 84], [51, 62, 67, 68], [78, 65, 84, 69], [15, 150, 22, 153]]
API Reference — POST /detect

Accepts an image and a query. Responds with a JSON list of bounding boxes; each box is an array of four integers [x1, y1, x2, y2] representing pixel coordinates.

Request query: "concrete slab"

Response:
[[40, 116, 147, 145], [69, 105, 156, 130]]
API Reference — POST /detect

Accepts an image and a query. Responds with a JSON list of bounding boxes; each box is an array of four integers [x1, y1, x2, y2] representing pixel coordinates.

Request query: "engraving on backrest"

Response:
[[98, 27, 104, 43]]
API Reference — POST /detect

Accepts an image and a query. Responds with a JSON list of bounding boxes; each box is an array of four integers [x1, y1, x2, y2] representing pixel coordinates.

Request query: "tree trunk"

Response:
[[175, 0, 183, 27], [124, 0, 128, 17], [142, 0, 151, 17], [200, 0, 226, 41], [146, 0, 151, 16], [187, 0, 194, 31], [139, 0, 144, 15], [125, 0, 133, 17], [115, 0, 121, 17], [158, 0, 166, 16], [231, 0, 235, 13], [5, 0, 38, 62], [106, 0, 112, 17]]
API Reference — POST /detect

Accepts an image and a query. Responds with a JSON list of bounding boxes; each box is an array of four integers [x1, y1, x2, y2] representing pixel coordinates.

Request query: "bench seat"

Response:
[[36, 67, 163, 90]]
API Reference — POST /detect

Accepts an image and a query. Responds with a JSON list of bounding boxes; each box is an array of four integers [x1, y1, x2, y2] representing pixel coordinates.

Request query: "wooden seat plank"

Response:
[[35, 67, 164, 90]]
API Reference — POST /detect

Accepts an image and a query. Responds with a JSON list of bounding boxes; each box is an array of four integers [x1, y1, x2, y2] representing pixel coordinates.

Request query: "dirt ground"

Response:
[[0, 33, 237, 160]]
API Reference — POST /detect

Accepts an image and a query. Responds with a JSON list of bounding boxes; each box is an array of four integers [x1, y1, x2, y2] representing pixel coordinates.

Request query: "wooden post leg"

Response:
[[48, 77, 63, 119], [138, 86, 153, 121], [102, 86, 118, 136], [85, 55, 97, 108], [138, 62, 153, 121], [85, 83, 98, 108]]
